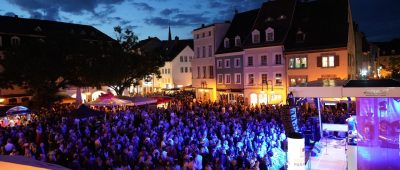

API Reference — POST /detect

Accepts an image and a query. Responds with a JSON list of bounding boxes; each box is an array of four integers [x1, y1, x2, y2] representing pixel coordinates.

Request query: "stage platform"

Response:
[[308, 138, 347, 170]]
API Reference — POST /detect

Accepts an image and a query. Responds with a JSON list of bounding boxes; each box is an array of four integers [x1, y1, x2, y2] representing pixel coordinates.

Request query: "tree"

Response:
[[0, 36, 119, 108], [388, 57, 400, 78], [107, 26, 164, 95]]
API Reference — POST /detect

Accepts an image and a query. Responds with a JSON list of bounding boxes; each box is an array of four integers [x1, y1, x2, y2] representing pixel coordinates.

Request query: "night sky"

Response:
[[0, 0, 399, 42]]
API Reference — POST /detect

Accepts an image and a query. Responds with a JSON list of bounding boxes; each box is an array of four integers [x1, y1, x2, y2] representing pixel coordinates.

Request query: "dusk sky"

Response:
[[1, 0, 399, 42]]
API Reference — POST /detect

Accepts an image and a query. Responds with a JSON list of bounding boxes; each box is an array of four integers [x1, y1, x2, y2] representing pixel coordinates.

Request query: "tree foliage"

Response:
[[108, 26, 164, 95], [0, 36, 118, 108]]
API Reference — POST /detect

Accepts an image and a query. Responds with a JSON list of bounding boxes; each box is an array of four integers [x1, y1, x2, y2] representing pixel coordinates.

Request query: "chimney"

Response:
[[201, 24, 205, 28]]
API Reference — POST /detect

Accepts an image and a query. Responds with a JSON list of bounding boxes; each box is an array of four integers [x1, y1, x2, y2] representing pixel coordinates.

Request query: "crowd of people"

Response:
[[0, 92, 289, 170]]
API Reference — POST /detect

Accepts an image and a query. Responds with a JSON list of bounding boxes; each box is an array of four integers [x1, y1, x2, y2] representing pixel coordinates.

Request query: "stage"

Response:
[[308, 138, 347, 170]]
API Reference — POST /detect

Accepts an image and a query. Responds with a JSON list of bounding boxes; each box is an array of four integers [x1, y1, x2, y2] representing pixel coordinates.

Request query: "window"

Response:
[[202, 32, 205, 37], [289, 56, 307, 69], [235, 73, 241, 84], [217, 60, 223, 69], [234, 58, 241, 68], [275, 54, 282, 65], [320, 56, 336, 68], [203, 66, 207, 78], [261, 55, 267, 66], [225, 74, 231, 84], [248, 74, 254, 85], [168, 69, 171, 74], [224, 59, 230, 68], [289, 76, 307, 86], [217, 74, 223, 84], [185, 67, 188, 73], [180, 67, 184, 73], [197, 47, 200, 58], [247, 56, 254, 66], [275, 73, 282, 86], [202, 46, 206, 58], [197, 66, 201, 78], [196, 34, 199, 39], [180, 56, 184, 62], [266, 17, 274, 22], [209, 66, 214, 78], [184, 56, 188, 62], [208, 45, 212, 57], [261, 74, 268, 84], [252, 30, 260, 44], [189, 56, 192, 61], [189, 67, 192, 73], [11, 36, 20, 46], [224, 38, 230, 48], [266, 27, 274, 41], [235, 36, 241, 47], [209, 31, 211, 36]]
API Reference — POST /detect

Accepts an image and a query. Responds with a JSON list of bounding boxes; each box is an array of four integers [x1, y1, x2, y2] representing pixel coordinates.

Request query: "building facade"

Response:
[[192, 23, 230, 101], [285, 0, 357, 88]]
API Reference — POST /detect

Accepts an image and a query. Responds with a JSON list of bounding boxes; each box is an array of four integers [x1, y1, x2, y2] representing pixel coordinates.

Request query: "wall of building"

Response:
[[243, 46, 286, 105], [171, 46, 193, 87], [286, 48, 349, 83]]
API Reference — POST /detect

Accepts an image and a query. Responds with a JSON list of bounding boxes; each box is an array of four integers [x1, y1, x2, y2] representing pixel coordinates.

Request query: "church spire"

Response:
[[168, 24, 172, 42]]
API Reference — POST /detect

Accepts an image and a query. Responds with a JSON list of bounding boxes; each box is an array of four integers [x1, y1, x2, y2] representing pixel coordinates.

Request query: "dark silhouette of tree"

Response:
[[108, 26, 164, 95], [0, 36, 118, 108]]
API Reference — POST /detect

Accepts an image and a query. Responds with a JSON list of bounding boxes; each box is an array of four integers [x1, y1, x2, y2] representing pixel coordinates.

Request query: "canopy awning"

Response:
[[118, 96, 157, 106], [87, 97, 133, 106]]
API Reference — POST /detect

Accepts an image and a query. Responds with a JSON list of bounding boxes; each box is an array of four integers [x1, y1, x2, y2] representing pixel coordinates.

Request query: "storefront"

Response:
[[217, 89, 244, 104]]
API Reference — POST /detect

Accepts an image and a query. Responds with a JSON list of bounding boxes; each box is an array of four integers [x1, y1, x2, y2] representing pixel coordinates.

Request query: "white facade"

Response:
[[156, 46, 194, 89], [192, 23, 230, 101]]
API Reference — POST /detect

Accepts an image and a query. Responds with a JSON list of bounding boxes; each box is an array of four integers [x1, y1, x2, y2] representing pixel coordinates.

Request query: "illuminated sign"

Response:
[[363, 89, 388, 97]]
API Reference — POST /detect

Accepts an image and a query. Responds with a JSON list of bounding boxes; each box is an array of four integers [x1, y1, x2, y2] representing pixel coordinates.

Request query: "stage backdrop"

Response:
[[356, 97, 400, 170]]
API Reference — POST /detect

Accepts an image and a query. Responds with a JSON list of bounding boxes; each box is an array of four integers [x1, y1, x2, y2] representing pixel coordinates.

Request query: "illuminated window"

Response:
[[275, 73, 282, 86], [289, 56, 307, 69], [322, 56, 335, 68]]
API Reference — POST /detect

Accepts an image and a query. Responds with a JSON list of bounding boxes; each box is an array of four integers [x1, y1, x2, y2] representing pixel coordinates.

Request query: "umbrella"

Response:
[[87, 97, 133, 106], [118, 96, 157, 106], [6, 106, 30, 115]]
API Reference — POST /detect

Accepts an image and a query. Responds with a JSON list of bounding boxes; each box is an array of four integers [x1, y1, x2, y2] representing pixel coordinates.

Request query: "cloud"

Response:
[[160, 8, 181, 16], [5, 0, 124, 21], [131, 2, 155, 12], [145, 12, 209, 28]]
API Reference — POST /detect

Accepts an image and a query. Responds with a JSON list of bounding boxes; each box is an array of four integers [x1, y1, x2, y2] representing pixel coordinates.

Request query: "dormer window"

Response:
[[266, 27, 274, 42], [235, 36, 241, 47], [252, 29, 260, 44], [11, 36, 20, 46], [224, 38, 230, 48], [34, 26, 42, 32], [296, 28, 306, 42]]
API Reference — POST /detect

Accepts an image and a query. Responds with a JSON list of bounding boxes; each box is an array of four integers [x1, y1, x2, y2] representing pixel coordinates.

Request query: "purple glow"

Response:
[[356, 97, 400, 170]]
